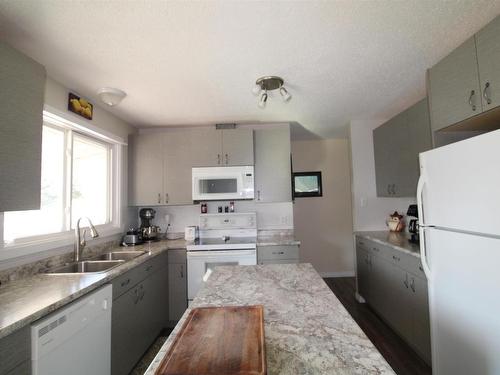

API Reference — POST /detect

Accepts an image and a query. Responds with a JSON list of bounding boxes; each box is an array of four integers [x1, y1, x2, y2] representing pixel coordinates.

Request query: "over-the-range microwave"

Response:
[[192, 166, 254, 201]]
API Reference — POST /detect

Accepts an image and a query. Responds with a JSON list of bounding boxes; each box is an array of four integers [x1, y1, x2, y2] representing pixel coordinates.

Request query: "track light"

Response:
[[279, 87, 292, 102], [258, 91, 268, 109], [253, 76, 291, 108]]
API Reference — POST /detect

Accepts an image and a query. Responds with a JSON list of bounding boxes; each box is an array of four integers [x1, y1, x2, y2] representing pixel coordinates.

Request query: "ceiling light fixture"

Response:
[[253, 76, 292, 108], [258, 90, 268, 109], [97, 87, 127, 107]]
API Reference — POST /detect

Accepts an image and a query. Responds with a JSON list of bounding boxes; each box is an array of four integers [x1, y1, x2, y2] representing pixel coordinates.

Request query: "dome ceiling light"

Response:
[[97, 87, 127, 107], [252, 76, 292, 109]]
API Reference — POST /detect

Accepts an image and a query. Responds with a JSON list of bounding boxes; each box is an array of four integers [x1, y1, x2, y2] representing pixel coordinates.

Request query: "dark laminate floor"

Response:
[[324, 277, 432, 375]]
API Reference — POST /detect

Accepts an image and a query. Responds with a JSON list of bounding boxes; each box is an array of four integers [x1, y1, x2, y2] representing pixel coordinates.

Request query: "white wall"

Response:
[[291, 139, 355, 277], [348, 120, 416, 232], [136, 201, 294, 234], [0, 77, 137, 269]]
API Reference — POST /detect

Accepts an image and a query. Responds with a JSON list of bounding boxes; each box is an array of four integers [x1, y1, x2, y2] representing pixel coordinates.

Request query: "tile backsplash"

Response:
[[135, 201, 294, 234]]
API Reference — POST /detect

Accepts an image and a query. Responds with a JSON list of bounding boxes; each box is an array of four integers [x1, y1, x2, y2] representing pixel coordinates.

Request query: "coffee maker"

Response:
[[139, 208, 161, 242], [406, 204, 419, 244]]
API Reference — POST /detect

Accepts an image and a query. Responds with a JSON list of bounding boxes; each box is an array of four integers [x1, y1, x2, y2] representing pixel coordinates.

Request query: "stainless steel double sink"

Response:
[[46, 251, 148, 275]]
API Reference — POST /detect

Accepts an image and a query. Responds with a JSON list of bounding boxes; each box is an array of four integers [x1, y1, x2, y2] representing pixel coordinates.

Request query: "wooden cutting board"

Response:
[[155, 305, 266, 375]]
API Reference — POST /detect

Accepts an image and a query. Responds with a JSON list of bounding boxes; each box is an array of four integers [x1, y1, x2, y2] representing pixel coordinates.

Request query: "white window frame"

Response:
[[0, 105, 126, 260]]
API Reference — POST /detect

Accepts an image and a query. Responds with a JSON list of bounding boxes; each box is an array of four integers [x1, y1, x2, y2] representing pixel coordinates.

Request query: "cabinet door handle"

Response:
[[272, 251, 285, 255], [120, 278, 130, 287], [165, 193, 169, 204], [410, 278, 415, 293], [392, 255, 400, 262], [217, 154, 221, 164], [483, 82, 492, 105], [387, 184, 391, 195], [134, 288, 140, 304], [404, 274, 409, 288], [158, 193, 161, 204], [225, 153, 229, 164], [257, 190, 261, 201], [180, 264, 184, 278], [372, 247, 379, 252], [469, 90, 477, 111]]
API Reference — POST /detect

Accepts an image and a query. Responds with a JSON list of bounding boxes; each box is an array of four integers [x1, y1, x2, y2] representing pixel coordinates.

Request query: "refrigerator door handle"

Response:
[[417, 174, 432, 279]]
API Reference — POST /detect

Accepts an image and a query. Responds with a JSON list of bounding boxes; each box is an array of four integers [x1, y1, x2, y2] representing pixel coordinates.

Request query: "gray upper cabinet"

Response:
[[164, 129, 196, 205], [129, 133, 164, 206], [0, 42, 46, 212], [130, 127, 256, 206], [373, 99, 431, 197], [428, 16, 500, 132], [221, 128, 254, 166], [428, 37, 482, 132], [190, 128, 254, 167], [255, 126, 292, 202], [190, 127, 222, 167], [475, 16, 500, 111]]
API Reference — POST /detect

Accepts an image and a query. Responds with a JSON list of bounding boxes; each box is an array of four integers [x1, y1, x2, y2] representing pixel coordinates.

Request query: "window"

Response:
[[292, 171, 323, 198], [4, 116, 114, 243]]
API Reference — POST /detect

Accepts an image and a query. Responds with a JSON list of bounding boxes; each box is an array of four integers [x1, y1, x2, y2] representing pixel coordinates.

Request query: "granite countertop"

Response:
[[355, 231, 420, 258], [0, 238, 187, 339], [146, 263, 394, 375]]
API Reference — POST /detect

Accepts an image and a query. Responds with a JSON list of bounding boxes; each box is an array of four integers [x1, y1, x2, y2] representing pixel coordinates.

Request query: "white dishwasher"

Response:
[[31, 284, 112, 375]]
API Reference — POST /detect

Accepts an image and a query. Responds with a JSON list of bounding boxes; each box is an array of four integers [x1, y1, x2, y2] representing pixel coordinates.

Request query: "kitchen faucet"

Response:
[[74, 217, 99, 262]]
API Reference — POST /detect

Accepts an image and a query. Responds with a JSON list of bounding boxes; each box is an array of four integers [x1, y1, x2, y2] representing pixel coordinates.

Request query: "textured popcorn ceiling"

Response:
[[1, 1, 499, 138]]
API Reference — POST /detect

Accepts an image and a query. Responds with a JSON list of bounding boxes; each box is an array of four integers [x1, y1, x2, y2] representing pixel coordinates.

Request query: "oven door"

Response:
[[187, 249, 256, 301]]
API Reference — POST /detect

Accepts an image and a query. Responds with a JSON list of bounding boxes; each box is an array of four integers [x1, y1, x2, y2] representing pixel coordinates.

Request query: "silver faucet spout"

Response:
[[74, 217, 99, 262]]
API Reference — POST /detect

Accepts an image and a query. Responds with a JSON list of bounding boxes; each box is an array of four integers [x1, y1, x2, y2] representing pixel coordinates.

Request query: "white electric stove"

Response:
[[186, 212, 257, 302]]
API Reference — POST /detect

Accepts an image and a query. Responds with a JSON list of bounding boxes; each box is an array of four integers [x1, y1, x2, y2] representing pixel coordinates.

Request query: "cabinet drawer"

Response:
[[0, 326, 30, 374], [355, 236, 370, 250], [111, 252, 168, 299], [258, 245, 299, 261], [168, 249, 187, 264], [386, 247, 426, 279], [111, 264, 143, 300]]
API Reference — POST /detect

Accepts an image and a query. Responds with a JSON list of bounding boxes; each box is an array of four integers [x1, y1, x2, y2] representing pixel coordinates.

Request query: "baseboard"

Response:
[[319, 271, 355, 278]]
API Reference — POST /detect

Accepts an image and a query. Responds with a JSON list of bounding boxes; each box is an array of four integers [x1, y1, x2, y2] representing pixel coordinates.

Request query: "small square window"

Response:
[[292, 172, 323, 198]]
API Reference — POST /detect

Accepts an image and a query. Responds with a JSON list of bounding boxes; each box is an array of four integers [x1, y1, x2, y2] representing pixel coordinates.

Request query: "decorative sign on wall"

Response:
[[68, 93, 93, 120], [292, 171, 323, 198]]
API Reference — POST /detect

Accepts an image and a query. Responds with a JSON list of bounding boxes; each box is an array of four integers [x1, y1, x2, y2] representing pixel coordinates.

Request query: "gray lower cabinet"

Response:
[[254, 126, 292, 202], [355, 236, 431, 364], [0, 42, 46, 212], [167, 249, 188, 325], [258, 245, 299, 265], [373, 98, 431, 197], [111, 254, 168, 375], [0, 326, 30, 375]]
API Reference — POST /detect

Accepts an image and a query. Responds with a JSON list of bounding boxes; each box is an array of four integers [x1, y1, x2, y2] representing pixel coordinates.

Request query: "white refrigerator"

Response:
[[417, 129, 500, 375]]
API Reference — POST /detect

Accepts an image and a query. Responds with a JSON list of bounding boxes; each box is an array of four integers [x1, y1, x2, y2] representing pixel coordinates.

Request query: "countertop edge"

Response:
[[354, 231, 421, 258], [0, 242, 181, 339]]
